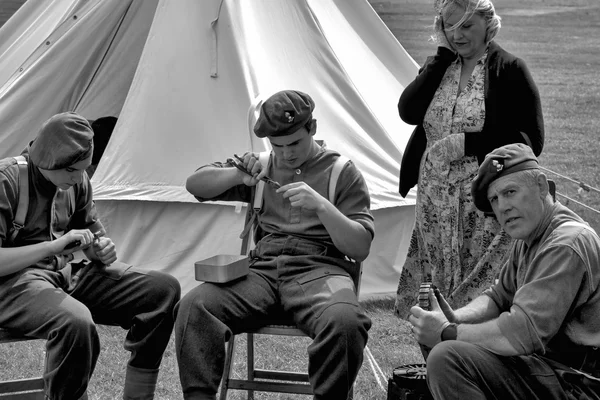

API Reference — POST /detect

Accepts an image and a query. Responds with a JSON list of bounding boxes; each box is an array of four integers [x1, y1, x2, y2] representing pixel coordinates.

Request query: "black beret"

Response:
[[472, 143, 539, 213], [254, 90, 315, 138], [29, 112, 94, 170]]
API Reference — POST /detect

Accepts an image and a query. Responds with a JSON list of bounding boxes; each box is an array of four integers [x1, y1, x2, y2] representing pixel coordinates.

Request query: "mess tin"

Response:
[[194, 254, 249, 283]]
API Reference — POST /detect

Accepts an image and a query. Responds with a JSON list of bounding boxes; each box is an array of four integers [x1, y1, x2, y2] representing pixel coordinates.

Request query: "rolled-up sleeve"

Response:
[[191, 162, 251, 203], [334, 161, 374, 239], [497, 303, 545, 354], [491, 244, 587, 354]]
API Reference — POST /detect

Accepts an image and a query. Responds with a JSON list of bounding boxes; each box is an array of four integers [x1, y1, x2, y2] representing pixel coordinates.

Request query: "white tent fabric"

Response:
[[0, 0, 418, 298]]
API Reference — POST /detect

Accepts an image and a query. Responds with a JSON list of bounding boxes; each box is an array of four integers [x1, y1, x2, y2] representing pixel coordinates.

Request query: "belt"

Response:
[[546, 346, 600, 378]]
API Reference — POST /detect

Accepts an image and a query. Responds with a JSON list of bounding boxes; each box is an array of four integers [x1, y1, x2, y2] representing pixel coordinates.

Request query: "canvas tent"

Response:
[[0, 0, 25, 29], [0, 0, 419, 298]]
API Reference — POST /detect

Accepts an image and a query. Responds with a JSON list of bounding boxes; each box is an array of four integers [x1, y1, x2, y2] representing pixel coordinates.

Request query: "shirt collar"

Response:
[[31, 162, 58, 196], [524, 201, 560, 247]]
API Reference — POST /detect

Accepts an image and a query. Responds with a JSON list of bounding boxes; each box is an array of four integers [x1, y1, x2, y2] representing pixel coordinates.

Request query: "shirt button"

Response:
[[295, 169, 301, 175]]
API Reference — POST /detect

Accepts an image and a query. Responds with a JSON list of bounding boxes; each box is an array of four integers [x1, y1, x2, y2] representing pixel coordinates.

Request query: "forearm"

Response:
[[452, 295, 520, 355], [186, 166, 245, 198], [464, 127, 535, 164], [316, 202, 372, 261], [398, 47, 455, 124], [454, 295, 501, 324], [458, 319, 520, 356], [0, 241, 58, 277]]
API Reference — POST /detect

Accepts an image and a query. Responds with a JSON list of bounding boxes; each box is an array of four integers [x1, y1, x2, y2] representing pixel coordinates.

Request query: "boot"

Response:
[[123, 365, 159, 400]]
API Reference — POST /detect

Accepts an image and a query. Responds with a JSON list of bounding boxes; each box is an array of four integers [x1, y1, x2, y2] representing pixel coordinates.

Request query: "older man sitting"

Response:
[[409, 143, 600, 399]]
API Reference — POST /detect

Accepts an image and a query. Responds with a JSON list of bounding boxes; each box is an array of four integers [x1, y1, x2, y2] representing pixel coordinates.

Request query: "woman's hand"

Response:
[[433, 15, 453, 50], [428, 133, 465, 164]]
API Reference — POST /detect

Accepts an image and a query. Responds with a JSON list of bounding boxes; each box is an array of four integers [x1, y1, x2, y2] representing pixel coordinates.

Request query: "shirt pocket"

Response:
[[296, 266, 357, 306]]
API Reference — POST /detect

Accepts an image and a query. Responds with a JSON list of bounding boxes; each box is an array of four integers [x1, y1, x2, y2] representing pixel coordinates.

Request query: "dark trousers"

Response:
[[0, 261, 181, 400], [427, 341, 600, 400], [174, 235, 371, 400]]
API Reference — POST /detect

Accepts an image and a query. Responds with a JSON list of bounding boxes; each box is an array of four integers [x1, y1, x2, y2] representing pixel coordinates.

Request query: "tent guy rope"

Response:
[[365, 345, 388, 392]]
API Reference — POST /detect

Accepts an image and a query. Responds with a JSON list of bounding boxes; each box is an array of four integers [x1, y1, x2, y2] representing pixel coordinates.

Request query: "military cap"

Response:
[[29, 112, 94, 170], [254, 90, 315, 138], [472, 143, 539, 213]]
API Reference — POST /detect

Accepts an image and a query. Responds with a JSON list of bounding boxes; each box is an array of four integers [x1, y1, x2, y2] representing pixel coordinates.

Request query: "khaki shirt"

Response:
[[0, 153, 104, 270], [485, 202, 600, 359]]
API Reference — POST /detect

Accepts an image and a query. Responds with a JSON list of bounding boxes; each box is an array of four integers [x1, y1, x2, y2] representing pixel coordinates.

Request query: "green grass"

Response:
[[1, 1, 599, 398], [373, 0, 600, 233], [0, 299, 419, 399]]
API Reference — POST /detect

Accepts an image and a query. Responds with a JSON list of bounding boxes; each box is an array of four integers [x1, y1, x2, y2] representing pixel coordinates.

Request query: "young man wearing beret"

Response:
[[175, 90, 374, 400], [408, 143, 600, 399], [0, 112, 181, 400]]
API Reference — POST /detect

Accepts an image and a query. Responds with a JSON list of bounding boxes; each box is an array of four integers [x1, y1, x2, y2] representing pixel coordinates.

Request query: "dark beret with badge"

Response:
[[29, 112, 94, 170], [471, 143, 539, 213], [254, 90, 316, 138]]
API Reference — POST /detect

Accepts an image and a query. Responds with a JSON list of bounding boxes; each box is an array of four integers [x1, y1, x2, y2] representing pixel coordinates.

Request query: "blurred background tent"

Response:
[[0, 0, 418, 298], [0, 0, 25, 28]]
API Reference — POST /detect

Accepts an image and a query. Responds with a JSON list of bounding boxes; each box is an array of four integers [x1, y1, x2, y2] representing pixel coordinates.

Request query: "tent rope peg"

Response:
[[578, 181, 591, 193]]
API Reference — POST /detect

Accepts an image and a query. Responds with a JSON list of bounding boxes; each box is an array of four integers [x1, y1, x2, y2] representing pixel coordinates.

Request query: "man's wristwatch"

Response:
[[441, 323, 458, 341]]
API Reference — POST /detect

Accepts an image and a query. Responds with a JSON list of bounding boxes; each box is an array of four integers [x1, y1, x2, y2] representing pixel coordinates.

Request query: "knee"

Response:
[[174, 285, 216, 327], [319, 303, 371, 339], [427, 341, 456, 378], [427, 341, 477, 381], [57, 308, 97, 343], [147, 270, 181, 309]]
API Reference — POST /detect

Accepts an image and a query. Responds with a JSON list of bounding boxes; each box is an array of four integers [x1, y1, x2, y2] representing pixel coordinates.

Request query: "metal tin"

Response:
[[194, 255, 249, 283]]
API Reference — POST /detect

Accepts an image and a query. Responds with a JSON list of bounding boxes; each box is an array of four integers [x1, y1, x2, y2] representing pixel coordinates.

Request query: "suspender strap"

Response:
[[252, 152, 348, 209], [10, 156, 29, 243], [252, 151, 271, 211], [239, 152, 351, 244], [239, 151, 272, 246], [329, 155, 349, 204]]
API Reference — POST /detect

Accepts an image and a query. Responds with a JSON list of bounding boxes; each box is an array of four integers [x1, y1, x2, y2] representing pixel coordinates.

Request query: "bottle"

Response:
[[418, 281, 435, 361]]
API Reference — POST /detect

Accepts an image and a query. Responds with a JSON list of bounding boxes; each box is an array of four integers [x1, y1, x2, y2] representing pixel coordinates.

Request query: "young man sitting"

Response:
[[175, 90, 375, 400], [0, 112, 181, 400]]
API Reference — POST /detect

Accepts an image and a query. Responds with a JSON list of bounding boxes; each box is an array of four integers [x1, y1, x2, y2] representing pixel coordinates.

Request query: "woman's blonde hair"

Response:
[[433, 0, 501, 44]]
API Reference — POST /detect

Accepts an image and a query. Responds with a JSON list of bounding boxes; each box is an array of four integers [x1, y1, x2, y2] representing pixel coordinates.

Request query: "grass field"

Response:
[[0, 298, 419, 400], [1, 1, 599, 399], [374, 0, 600, 233]]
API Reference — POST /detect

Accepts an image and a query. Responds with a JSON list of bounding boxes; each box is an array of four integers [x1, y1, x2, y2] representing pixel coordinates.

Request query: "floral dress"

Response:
[[395, 51, 513, 317]]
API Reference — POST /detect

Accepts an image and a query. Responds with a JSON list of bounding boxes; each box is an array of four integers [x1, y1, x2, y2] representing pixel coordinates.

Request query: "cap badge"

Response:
[[492, 159, 504, 173], [284, 111, 294, 123]]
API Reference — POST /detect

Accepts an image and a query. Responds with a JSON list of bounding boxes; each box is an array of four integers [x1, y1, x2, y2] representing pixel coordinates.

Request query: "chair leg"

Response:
[[220, 335, 236, 400], [223, 330, 356, 399], [247, 333, 255, 400]]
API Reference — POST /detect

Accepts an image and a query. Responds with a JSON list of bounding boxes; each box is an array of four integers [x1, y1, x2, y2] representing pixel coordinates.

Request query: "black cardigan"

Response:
[[398, 41, 544, 197]]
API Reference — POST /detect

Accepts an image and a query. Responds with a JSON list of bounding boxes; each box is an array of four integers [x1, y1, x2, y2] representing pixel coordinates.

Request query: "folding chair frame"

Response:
[[0, 329, 44, 400], [219, 205, 361, 399]]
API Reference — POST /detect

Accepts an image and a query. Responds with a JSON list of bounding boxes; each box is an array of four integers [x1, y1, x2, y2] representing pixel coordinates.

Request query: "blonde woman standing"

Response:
[[395, 0, 544, 316]]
